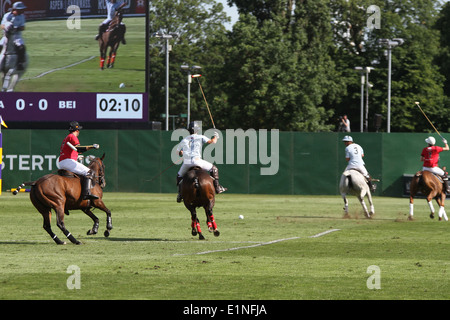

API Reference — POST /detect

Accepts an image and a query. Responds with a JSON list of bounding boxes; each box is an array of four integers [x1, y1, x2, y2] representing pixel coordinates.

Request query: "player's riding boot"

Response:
[[82, 175, 99, 200], [365, 175, 376, 193], [16, 45, 25, 70], [176, 175, 183, 203], [210, 165, 227, 194]]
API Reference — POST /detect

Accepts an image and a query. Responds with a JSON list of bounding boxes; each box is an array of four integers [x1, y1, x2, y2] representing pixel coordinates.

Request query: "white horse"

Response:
[[340, 169, 375, 218], [0, 33, 27, 92]]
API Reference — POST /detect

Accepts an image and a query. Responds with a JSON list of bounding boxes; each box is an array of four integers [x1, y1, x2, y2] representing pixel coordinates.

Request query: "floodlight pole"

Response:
[[379, 38, 404, 133], [153, 31, 179, 130]]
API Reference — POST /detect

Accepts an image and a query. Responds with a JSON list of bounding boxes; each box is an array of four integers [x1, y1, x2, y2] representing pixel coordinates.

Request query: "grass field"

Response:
[[0, 192, 449, 301], [15, 17, 146, 92]]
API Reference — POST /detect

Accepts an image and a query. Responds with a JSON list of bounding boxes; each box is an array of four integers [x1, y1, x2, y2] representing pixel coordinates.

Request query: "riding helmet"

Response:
[[188, 122, 200, 134], [12, 2, 27, 10], [342, 135, 353, 142], [425, 136, 436, 145], [69, 121, 82, 132]]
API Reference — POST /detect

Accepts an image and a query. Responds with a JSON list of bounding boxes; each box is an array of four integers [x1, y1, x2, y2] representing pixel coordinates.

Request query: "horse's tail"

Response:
[[12, 181, 35, 195]]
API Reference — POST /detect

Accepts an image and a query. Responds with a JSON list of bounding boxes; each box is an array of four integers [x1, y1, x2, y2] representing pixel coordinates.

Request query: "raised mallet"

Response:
[[415, 101, 445, 141]]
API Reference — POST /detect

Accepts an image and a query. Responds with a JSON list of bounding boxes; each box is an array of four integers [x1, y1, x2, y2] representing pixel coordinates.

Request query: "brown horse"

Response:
[[98, 9, 126, 69], [409, 170, 448, 221], [180, 167, 220, 240], [14, 154, 112, 244]]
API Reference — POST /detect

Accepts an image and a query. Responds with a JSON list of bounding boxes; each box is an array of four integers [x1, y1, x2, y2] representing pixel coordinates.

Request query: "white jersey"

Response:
[[345, 143, 365, 167], [1, 12, 25, 45], [177, 134, 209, 164], [103, 0, 124, 24]]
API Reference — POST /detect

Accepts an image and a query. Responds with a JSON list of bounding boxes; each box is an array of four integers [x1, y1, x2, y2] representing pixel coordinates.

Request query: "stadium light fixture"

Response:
[[378, 38, 404, 133], [180, 64, 202, 125], [153, 31, 179, 130]]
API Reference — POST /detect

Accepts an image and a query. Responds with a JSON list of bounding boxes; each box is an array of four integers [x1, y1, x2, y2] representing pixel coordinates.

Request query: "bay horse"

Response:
[[13, 154, 113, 244], [409, 170, 448, 221], [180, 167, 220, 240], [339, 169, 375, 218], [98, 9, 126, 69], [0, 32, 27, 91]]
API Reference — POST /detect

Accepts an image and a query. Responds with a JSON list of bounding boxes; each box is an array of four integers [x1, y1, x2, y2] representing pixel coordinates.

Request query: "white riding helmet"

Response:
[[12, 2, 27, 10], [342, 135, 353, 142], [425, 136, 436, 145]]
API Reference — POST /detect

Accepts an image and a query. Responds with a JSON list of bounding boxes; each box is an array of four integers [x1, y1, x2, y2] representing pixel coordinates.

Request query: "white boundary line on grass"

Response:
[[21, 55, 96, 81], [173, 228, 341, 256]]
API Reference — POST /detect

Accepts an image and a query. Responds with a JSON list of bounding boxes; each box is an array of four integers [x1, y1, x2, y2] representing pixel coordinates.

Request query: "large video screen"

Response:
[[0, 0, 148, 123]]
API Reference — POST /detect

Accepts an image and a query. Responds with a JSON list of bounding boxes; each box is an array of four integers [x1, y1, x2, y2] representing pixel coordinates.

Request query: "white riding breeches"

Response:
[[423, 166, 445, 176], [59, 158, 90, 176], [345, 165, 370, 179], [178, 158, 213, 177]]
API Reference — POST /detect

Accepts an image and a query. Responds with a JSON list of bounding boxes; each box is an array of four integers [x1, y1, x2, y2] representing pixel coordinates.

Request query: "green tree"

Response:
[[148, 0, 229, 129]]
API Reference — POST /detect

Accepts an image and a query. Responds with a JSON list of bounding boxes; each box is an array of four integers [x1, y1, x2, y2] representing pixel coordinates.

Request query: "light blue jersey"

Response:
[[177, 134, 210, 164]]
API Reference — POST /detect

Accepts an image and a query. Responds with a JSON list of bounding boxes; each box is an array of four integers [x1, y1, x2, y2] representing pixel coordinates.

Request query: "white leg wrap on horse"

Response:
[[409, 203, 414, 216], [428, 201, 435, 213], [439, 206, 448, 221]]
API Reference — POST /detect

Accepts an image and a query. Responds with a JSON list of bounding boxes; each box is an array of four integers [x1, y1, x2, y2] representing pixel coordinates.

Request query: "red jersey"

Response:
[[421, 146, 443, 168], [59, 133, 79, 161]]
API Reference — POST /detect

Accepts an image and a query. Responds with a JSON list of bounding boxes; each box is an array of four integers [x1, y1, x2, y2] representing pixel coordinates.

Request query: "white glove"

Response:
[[213, 131, 219, 139], [93, 144, 100, 149]]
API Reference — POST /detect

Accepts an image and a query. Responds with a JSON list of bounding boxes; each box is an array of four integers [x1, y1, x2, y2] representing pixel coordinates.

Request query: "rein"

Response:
[[89, 158, 105, 188]]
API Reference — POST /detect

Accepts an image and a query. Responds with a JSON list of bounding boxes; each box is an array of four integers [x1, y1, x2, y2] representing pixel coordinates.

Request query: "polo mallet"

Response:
[[415, 101, 445, 140], [194, 75, 216, 129]]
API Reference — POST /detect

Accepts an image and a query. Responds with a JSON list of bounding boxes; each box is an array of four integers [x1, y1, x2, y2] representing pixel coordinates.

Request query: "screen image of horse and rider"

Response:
[[3, 0, 147, 93]]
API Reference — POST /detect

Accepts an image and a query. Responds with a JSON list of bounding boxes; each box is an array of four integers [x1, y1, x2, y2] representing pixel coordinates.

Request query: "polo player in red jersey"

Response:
[[58, 121, 100, 200], [421, 136, 450, 193]]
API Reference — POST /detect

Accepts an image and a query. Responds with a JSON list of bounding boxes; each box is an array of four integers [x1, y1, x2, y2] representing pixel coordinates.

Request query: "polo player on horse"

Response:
[[176, 122, 227, 203], [0, 1, 27, 70], [95, 0, 126, 44]]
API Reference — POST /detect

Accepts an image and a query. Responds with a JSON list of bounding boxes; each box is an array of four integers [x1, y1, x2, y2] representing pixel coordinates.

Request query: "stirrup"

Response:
[[216, 186, 227, 194], [176, 193, 183, 203]]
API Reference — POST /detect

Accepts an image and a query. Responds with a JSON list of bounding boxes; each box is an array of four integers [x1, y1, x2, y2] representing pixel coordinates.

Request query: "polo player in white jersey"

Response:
[[176, 122, 227, 202], [0, 1, 27, 70], [342, 135, 375, 192], [95, 0, 126, 44]]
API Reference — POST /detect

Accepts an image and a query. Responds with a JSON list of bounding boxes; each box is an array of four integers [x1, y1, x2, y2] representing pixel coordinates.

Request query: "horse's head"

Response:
[[88, 153, 106, 188]]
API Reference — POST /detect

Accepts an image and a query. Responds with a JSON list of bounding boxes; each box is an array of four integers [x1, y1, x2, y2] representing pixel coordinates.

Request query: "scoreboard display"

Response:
[[0, 0, 148, 126]]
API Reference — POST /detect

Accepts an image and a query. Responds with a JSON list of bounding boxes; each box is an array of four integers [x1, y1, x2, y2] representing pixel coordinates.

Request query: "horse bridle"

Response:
[[89, 158, 106, 188]]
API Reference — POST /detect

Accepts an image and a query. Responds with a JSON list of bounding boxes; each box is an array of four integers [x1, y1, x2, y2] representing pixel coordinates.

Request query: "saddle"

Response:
[[415, 171, 444, 184], [57, 169, 80, 178]]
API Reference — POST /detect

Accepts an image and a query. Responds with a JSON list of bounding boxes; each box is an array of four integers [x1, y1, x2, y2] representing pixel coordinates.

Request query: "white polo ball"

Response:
[[238, 215, 244, 220], [119, 83, 125, 88]]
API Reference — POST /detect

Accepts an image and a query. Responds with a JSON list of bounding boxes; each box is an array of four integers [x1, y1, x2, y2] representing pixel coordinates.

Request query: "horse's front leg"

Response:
[[99, 44, 106, 70], [82, 208, 99, 235], [358, 196, 371, 218], [437, 194, 448, 221], [409, 196, 415, 220], [427, 198, 435, 219], [93, 199, 113, 237]]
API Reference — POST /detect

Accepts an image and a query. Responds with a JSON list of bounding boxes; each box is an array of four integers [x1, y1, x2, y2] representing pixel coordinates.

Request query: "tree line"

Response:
[[149, 0, 450, 133]]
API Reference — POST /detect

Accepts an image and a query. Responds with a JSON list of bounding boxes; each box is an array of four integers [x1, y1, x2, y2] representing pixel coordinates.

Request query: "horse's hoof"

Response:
[[104, 230, 110, 237], [214, 230, 220, 237], [191, 229, 197, 236], [87, 229, 97, 235], [199, 234, 205, 240], [407, 216, 414, 221], [75, 241, 82, 245], [430, 214, 435, 219]]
